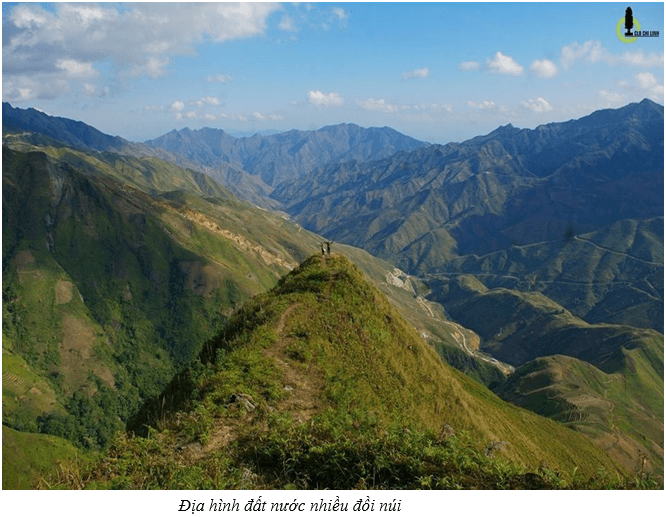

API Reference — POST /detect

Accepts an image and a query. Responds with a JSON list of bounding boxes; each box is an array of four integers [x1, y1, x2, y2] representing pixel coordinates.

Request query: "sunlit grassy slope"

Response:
[[495, 340, 663, 476], [54, 254, 645, 490], [2, 425, 89, 490]]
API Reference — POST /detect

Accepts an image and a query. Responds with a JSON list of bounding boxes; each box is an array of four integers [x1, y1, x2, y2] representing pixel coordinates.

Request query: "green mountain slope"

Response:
[[427, 276, 662, 369], [2, 425, 88, 490], [494, 346, 663, 475], [426, 275, 664, 475], [58, 255, 637, 489], [335, 243, 511, 384], [4, 102, 661, 490], [2, 146, 318, 485], [438, 217, 663, 332]]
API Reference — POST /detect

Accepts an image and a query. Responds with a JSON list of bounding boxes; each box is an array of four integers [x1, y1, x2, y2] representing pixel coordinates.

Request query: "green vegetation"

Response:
[[3, 425, 89, 490], [338, 243, 508, 385], [2, 348, 65, 432], [431, 274, 664, 476], [494, 341, 664, 475], [442, 217, 664, 332], [3, 142, 508, 489], [44, 419, 657, 490], [46, 255, 659, 490], [2, 146, 313, 486]]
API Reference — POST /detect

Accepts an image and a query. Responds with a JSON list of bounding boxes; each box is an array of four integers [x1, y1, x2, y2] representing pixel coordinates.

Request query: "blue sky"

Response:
[[2, 2, 664, 144]]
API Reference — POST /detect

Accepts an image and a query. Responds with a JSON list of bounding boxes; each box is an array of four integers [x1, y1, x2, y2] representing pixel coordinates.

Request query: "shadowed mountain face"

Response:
[[2, 102, 130, 152], [432, 217, 664, 332], [2, 143, 328, 486]]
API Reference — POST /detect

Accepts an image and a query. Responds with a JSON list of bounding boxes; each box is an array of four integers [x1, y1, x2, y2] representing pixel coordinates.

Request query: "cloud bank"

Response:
[[3, 2, 279, 101]]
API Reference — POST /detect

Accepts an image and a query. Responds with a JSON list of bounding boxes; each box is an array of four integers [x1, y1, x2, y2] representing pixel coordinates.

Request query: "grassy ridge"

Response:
[[56, 254, 646, 490]]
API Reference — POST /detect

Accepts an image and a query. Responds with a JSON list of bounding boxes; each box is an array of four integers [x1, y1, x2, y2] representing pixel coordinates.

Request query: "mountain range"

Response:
[[2, 100, 663, 487]]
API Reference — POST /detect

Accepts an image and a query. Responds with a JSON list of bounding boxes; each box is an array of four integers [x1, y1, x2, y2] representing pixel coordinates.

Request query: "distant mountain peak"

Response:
[[638, 97, 662, 107], [481, 122, 519, 139]]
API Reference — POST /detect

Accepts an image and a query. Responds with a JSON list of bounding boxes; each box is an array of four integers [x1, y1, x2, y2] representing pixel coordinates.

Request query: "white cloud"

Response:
[[220, 112, 249, 122], [414, 103, 454, 113], [321, 7, 348, 30], [520, 97, 553, 113], [619, 71, 664, 103], [486, 52, 524, 75], [331, 7, 348, 22], [82, 83, 97, 96], [356, 98, 400, 113], [56, 59, 99, 80], [636, 72, 660, 90], [636, 72, 665, 101], [132, 56, 171, 79], [467, 100, 497, 110], [2, 76, 70, 102], [3, 2, 279, 99], [530, 59, 558, 79], [253, 111, 284, 121], [170, 100, 185, 112], [402, 67, 431, 81], [355, 99, 454, 117], [307, 90, 344, 107], [458, 61, 481, 72], [207, 74, 234, 84], [618, 50, 664, 68], [561, 40, 664, 69], [279, 15, 296, 32], [10, 4, 50, 29], [598, 90, 625, 106], [82, 83, 109, 97], [194, 96, 221, 107], [561, 41, 604, 69]]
